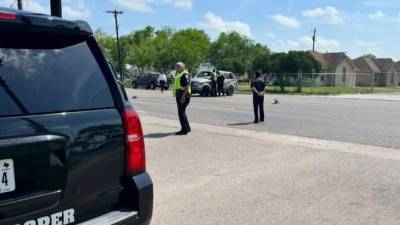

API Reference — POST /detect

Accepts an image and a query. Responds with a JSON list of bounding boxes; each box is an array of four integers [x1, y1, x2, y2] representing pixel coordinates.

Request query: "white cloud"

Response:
[[302, 6, 344, 24], [25, 0, 49, 14], [0, 0, 91, 20], [63, 5, 91, 20], [271, 36, 340, 53], [351, 40, 382, 56], [368, 11, 384, 20], [203, 12, 252, 37], [111, 0, 192, 13], [271, 14, 300, 28], [265, 32, 277, 39]]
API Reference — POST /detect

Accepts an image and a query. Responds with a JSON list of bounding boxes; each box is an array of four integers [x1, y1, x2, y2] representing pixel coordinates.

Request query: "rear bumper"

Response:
[[78, 172, 153, 225]]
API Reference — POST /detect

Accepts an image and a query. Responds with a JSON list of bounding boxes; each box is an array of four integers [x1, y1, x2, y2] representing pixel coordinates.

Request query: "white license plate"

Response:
[[0, 159, 16, 194]]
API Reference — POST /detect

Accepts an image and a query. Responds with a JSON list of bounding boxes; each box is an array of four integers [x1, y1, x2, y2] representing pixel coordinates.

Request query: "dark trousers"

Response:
[[253, 95, 264, 122], [160, 80, 166, 92], [217, 82, 225, 96], [211, 81, 217, 97], [176, 95, 191, 131]]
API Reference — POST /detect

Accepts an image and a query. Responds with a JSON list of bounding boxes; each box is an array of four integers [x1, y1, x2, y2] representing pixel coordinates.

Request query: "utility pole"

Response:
[[107, 9, 124, 81], [312, 28, 317, 52], [17, 0, 23, 10]]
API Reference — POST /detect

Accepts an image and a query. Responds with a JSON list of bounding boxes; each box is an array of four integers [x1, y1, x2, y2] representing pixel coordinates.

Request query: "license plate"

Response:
[[0, 159, 16, 194]]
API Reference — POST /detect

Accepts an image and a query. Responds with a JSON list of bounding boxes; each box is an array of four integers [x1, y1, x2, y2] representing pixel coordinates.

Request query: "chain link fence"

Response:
[[237, 72, 400, 94]]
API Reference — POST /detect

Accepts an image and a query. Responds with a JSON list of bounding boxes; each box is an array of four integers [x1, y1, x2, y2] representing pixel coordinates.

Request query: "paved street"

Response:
[[128, 89, 400, 149], [140, 115, 400, 225], [129, 89, 400, 224]]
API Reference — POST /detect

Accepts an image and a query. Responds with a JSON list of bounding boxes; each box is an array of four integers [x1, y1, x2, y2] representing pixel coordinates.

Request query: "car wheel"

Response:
[[149, 82, 156, 90], [132, 82, 138, 89], [200, 86, 210, 97], [226, 86, 234, 96]]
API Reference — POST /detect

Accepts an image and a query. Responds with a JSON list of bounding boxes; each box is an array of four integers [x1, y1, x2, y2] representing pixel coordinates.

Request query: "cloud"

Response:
[[111, 0, 192, 13], [0, 0, 92, 20], [352, 40, 382, 56], [203, 12, 252, 37], [363, 0, 396, 8], [271, 14, 300, 28], [302, 6, 344, 24], [63, 5, 91, 20], [271, 36, 340, 53], [368, 11, 384, 20], [265, 32, 277, 39]]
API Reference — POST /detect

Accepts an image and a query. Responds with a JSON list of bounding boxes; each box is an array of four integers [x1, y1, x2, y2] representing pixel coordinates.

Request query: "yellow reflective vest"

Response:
[[173, 70, 191, 96]]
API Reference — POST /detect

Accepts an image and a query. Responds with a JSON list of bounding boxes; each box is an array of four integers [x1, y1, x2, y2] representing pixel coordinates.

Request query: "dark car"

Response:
[[132, 73, 169, 90], [0, 6, 152, 225]]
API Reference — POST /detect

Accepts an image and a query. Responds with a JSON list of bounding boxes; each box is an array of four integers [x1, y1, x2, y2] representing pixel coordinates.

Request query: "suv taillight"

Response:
[[0, 11, 16, 21], [123, 107, 146, 176]]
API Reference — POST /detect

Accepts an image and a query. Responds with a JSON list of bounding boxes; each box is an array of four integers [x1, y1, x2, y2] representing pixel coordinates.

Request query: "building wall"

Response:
[[334, 61, 357, 87]]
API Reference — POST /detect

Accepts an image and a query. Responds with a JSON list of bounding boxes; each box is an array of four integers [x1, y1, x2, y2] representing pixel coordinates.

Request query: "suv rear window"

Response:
[[0, 41, 114, 117]]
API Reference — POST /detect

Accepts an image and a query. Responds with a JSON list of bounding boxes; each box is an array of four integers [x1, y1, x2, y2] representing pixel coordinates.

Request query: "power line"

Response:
[[106, 9, 124, 81]]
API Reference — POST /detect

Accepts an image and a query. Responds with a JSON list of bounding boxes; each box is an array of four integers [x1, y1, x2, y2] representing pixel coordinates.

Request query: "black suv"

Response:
[[132, 73, 169, 90], [0, 7, 153, 225]]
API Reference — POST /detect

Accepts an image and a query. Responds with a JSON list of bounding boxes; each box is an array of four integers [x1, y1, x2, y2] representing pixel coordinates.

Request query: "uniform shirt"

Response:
[[251, 77, 266, 95], [176, 73, 190, 98]]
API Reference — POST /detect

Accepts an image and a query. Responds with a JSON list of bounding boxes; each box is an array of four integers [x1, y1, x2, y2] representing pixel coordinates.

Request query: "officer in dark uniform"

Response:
[[211, 69, 217, 97], [174, 62, 191, 135], [251, 72, 266, 123], [217, 70, 225, 97]]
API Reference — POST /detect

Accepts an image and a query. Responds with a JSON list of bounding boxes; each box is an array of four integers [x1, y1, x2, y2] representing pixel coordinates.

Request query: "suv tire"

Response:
[[200, 86, 211, 97], [226, 86, 235, 96]]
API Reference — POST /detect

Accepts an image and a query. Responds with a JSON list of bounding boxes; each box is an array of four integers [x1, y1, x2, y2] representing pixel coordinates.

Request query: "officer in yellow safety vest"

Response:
[[173, 62, 192, 135]]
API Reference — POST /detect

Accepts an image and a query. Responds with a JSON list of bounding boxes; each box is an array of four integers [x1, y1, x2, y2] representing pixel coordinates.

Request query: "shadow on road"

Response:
[[144, 132, 175, 139], [227, 122, 254, 126]]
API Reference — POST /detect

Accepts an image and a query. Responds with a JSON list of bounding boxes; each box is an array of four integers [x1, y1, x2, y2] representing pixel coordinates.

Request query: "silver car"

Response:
[[191, 71, 238, 96]]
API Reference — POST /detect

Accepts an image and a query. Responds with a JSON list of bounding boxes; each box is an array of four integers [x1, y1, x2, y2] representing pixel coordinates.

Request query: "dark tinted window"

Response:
[[0, 41, 114, 117]]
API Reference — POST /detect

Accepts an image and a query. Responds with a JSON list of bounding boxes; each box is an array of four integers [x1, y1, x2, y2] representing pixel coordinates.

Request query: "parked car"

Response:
[[191, 71, 238, 96], [0, 7, 153, 225], [132, 72, 169, 90]]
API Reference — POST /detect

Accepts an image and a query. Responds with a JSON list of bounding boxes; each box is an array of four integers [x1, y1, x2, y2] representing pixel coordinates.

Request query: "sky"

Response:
[[1, 0, 400, 60]]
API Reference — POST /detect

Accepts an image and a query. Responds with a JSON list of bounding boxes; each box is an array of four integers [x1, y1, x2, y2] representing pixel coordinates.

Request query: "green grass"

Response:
[[237, 85, 400, 95]]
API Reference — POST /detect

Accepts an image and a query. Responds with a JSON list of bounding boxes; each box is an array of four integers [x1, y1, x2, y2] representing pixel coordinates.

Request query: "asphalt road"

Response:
[[128, 89, 400, 149], [142, 116, 400, 225]]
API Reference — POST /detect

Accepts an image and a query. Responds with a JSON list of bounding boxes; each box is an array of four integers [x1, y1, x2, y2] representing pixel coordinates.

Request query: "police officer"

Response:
[[217, 70, 225, 97], [211, 69, 217, 97], [251, 71, 266, 123], [174, 62, 192, 135]]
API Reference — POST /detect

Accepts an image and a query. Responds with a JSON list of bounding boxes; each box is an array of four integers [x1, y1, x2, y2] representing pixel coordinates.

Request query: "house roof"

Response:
[[352, 57, 381, 73], [309, 51, 356, 72], [373, 58, 397, 72]]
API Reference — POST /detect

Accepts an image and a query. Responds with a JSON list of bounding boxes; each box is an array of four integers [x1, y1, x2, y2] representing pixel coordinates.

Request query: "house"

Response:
[[352, 56, 381, 87], [373, 58, 399, 87], [309, 51, 357, 87]]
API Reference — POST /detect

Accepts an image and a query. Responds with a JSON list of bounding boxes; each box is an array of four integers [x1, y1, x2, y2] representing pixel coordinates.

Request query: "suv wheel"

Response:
[[149, 82, 156, 90], [226, 86, 234, 96], [132, 82, 138, 89], [200, 86, 211, 97]]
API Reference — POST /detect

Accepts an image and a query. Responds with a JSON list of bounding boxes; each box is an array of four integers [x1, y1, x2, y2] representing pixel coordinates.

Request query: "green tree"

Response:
[[94, 29, 117, 65], [251, 43, 272, 75], [169, 28, 210, 73], [208, 32, 256, 74], [151, 27, 175, 74]]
